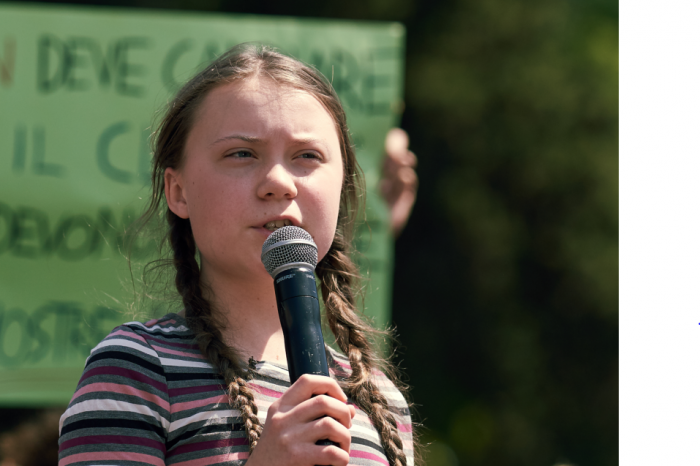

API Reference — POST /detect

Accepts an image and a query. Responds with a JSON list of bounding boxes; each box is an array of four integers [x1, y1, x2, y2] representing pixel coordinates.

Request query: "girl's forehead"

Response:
[[192, 79, 319, 125], [205, 78, 315, 111], [191, 77, 339, 138]]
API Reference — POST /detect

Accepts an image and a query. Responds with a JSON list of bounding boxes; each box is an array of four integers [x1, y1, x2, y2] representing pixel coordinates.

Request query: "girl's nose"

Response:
[[257, 163, 298, 200]]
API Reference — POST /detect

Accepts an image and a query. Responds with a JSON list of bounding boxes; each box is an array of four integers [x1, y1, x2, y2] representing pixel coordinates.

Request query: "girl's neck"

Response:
[[200, 267, 288, 365]]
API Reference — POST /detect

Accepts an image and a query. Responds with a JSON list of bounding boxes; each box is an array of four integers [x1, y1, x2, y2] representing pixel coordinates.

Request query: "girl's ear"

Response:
[[164, 167, 190, 219]]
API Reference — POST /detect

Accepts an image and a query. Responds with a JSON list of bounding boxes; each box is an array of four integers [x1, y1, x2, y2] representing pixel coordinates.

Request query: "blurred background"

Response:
[[0, 0, 618, 465]]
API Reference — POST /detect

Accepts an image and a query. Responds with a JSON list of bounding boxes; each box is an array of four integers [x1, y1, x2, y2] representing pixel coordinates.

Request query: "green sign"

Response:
[[0, 3, 405, 405]]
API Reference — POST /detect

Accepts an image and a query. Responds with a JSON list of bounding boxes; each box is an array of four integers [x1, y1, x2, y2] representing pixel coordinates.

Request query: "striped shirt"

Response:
[[58, 313, 414, 466]]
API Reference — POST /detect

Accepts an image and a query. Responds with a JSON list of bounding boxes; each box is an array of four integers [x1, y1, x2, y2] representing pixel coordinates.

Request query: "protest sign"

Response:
[[0, 3, 404, 404]]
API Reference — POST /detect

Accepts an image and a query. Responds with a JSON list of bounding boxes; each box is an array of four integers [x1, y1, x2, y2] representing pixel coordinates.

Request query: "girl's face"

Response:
[[164, 77, 344, 284]]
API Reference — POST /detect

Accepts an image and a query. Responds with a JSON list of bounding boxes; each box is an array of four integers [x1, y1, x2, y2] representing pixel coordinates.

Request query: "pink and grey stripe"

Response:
[[58, 313, 414, 466]]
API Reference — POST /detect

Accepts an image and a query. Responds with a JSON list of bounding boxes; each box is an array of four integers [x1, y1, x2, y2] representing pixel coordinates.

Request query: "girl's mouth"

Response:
[[263, 219, 293, 232]]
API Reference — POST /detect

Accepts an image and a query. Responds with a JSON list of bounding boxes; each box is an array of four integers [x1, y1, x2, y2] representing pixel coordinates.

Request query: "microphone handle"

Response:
[[274, 267, 329, 383], [273, 267, 339, 454]]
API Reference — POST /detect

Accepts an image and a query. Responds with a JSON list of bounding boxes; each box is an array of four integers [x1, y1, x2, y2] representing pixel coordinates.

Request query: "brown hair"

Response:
[[141, 43, 410, 466]]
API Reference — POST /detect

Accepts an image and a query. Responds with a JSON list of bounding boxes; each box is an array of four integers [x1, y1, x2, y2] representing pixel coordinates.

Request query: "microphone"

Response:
[[261, 226, 338, 451], [261, 225, 329, 384]]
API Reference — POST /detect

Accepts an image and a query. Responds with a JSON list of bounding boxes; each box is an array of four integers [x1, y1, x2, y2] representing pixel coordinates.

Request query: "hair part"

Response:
[[140, 43, 413, 465]]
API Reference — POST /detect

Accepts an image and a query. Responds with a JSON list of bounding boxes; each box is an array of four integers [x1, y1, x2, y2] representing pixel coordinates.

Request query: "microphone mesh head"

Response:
[[261, 226, 318, 277]]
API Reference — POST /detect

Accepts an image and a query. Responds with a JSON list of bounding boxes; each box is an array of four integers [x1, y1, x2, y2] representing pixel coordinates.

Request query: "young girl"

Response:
[[58, 44, 414, 466]]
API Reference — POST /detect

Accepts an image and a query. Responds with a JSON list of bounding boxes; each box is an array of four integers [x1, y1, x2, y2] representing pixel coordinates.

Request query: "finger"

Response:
[[392, 148, 417, 167], [277, 438, 350, 466], [381, 165, 418, 206], [314, 443, 351, 466], [307, 416, 353, 453], [296, 395, 355, 428], [398, 166, 418, 190], [385, 128, 409, 158], [391, 188, 418, 237], [282, 374, 347, 406], [405, 149, 418, 167]]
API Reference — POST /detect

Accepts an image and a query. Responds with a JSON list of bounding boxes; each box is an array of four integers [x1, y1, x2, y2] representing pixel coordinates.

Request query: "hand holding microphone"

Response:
[[245, 226, 353, 466]]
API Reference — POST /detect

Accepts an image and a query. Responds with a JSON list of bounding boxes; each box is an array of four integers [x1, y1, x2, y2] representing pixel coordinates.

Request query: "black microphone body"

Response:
[[261, 226, 337, 450], [272, 264, 329, 385]]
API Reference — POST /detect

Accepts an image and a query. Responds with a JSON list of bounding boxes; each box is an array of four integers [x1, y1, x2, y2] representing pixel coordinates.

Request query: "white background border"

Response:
[[620, 0, 700, 463]]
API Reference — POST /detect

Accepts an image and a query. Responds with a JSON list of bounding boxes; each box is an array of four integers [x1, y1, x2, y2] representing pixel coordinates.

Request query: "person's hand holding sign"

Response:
[[380, 128, 418, 238]]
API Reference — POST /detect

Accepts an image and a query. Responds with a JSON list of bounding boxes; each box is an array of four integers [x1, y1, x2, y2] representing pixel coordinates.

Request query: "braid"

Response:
[[168, 212, 264, 451], [317, 236, 409, 466]]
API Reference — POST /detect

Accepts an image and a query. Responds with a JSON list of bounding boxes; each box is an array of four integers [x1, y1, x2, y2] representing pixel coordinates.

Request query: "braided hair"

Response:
[[141, 43, 412, 464]]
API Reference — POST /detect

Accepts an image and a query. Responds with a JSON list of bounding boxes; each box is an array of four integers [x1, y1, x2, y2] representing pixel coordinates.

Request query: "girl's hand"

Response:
[[246, 374, 357, 466]]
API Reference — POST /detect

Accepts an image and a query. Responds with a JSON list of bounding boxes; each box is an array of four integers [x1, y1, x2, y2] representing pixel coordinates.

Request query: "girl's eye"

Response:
[[298, 152, 322, 161], [227, 150, 254, 158]]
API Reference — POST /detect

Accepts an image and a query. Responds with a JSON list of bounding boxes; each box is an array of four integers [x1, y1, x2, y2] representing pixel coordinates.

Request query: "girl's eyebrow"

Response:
[[211, 134, 328, 150], [211, 134, 262, 146]]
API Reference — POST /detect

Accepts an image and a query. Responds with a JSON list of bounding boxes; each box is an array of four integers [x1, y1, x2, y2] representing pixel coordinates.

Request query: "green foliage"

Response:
[[392, 1, 618, 465]]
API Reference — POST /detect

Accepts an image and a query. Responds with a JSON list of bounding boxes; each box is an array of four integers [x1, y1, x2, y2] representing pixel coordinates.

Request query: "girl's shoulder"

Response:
[[60, 313, 197, 441], [93, 312, 196, 356], [119, 312, 193, 338], [83, 312, 208, 380]]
